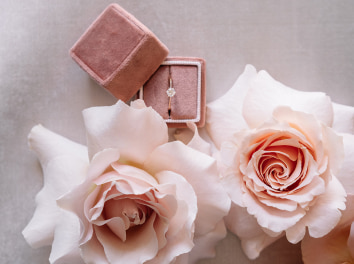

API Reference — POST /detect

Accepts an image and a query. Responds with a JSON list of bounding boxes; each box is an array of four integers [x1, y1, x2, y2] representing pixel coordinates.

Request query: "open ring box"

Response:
[[70, 3, 206, 128]]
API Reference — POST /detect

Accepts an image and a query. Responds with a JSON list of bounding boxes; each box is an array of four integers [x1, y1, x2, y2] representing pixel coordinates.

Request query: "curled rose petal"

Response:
[[83, 100, 168, 162], [174, 122, 212, 156], [242, 69, 334, 129], [144, 141, 231, 261], [22, 126, 89, 248], [49, 210, 84, 264], [206, 65, 257, 148], [225, 204, 281, 259]]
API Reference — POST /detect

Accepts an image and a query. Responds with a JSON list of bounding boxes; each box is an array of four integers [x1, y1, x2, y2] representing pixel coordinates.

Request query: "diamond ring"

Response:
[[167, 67, 175, 118]]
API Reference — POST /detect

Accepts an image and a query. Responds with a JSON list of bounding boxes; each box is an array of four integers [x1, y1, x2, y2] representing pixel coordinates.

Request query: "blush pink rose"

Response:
[[205, 65, 354, 259], [22, 100, 230, 264]]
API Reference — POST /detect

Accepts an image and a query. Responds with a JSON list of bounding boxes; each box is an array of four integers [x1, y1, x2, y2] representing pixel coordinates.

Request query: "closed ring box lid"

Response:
[[70, 3, 169, 101]]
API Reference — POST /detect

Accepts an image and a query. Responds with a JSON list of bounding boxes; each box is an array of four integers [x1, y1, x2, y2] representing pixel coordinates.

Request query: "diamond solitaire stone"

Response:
[[166, 87, 176, 97]]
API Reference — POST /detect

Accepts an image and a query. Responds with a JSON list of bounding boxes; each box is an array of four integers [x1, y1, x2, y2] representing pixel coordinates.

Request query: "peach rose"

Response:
[[22, 100, 230, 264], [206, 65, 354, 259]]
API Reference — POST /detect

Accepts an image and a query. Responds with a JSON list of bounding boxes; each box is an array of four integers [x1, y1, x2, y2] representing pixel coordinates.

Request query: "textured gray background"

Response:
[[1, 1, 354, 263]]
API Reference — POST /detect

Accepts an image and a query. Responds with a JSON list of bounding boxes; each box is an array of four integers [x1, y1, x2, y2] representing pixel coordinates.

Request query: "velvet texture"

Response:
[[70, 3, 169, 101], [142, 57, 206, 128]]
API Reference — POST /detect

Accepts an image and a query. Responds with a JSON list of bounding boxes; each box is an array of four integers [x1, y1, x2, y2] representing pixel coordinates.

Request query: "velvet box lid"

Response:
[[70, 3, 169, 102]]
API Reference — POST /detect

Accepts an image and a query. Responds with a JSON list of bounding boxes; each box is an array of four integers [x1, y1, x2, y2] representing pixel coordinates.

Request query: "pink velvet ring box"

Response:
[[70, 4, 206, 128], [70, 3, 169, 102], [138, 57, 206, 128]]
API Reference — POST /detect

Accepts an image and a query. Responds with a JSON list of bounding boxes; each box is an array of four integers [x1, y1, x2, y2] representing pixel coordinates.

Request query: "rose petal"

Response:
[[57, 148, 121, 245], [336, 133, 354, 195], [272, 107, 324, 160], [174, 122, 212, 156], [81, 232, 110, 264], [319, 123, 345, 177], [286, 176, 347, 243], [83, 100, 168, 163], [332, 102, 354, 134], [110, 162, 158, 187], [219, 167, 244, 207], [95, 213, 159, 263], [27, 125, 88, 169], [49, 210, 85, 264], [206, 65, 257, 148], [242, 187, 306, 233], [147, 171, 197, 264], [145, 141, 230, 235], [243, 70, 334, 129], [225, 204, 282, 260], [144, 141, 230, 262], [22, 155, 88, 248], [186, 220, 227, 263]]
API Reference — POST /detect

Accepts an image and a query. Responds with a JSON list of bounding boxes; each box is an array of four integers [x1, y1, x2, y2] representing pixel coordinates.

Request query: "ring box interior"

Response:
[[70, 3, 206, 128]]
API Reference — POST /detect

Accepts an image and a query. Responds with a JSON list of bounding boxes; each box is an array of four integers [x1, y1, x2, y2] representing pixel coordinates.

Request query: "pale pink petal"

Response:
[[81, 234, 109, 264], [110, 162, 158, 187], [49, 210, 85, 264], [321, 124, 345, 176], [155, 171, 197, 238], [57, 148, 121, 244], [22, 156, 88, 248], [338, 194, 354, 226], [174, 122, 212, 155], [285, 176, 325, 205], [187, 220, 226, 263], [130, 99, 148, 109], [206, 65, 257, 148], [336, 133, 354, 195], [243, 70, 334, 129], [83, 100, 168, 163], [87, 148, 121, 182], [147, 171, 197, 264], [173, 220, 226, 264], [272, 106, 325, 157], [28, 125, 88, 170], [144, 141, 230, 263], [225, 204, 282, 259], [95, 213, 159, 263], [332, 102, 354, 134], [219, 169, 244, 207], [286, 176, 347, 243], [145, 141, 230, 236], [242, 188, 306, 234]]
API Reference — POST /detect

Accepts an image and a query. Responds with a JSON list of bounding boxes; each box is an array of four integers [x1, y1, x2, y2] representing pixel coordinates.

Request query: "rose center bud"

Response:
[[104, 197, 151, 229], [254, 141, 305, 192]]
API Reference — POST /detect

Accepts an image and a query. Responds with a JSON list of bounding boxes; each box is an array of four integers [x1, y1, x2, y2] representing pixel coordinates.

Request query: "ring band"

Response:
[[166, 66, 175, 118]]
